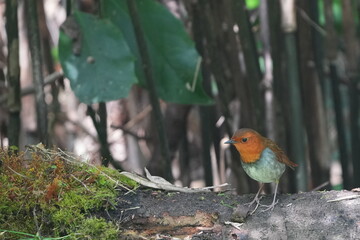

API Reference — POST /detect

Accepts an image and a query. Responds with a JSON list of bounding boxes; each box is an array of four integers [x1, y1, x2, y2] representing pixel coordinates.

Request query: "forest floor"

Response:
[[2, 147, 359, 239], [106, 189, 360, 239]]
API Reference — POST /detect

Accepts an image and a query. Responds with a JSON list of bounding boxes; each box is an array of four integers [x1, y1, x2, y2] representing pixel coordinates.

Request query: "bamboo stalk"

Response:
[[297, 0, 329, 189], [341, 0, 359, 188], [324, 0, 351, 189], [192, 4, 214, 186], [280, 0, 308, 191], [232, 0, 264, 133], [126, 0, 173, 181], [329, 65, 350, 188], [25, 0, 48, 145], [260, 0, 275, 141], [5, 0, 21, 147]]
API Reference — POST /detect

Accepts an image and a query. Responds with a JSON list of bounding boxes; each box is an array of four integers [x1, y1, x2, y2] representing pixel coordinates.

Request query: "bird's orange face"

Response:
[[225, 129, 265, 163]]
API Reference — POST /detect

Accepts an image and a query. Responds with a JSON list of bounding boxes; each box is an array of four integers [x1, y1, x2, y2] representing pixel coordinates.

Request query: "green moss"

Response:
[[0, 146, 138, 239], [95, 166, 139, 189], [75, 217, 118, 240]]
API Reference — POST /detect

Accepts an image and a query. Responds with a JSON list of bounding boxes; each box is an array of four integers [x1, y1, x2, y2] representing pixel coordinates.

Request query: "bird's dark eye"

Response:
[[241, 138, 248, 143]]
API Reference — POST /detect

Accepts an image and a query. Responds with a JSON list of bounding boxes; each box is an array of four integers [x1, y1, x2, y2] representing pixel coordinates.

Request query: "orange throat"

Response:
[[233, 143, 264, 164], [238, 150, 261, 163]]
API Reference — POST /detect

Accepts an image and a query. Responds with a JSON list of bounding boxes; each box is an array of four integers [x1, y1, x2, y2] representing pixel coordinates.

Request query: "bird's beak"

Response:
[[224, 139, 236, 144]]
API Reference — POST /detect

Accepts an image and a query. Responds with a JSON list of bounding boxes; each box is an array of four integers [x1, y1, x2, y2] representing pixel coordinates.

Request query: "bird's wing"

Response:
[[263, 138, 298, 170]]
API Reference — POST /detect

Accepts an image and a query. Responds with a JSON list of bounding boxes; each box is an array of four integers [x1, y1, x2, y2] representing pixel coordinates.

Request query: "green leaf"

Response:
[[246, 0, 259, 9], [59, 11, 137, 104], [102, 0, 213, 105], [332, 0, 343, 33]]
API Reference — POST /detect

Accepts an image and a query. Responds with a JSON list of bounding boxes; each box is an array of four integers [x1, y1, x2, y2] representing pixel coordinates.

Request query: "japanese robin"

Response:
[[225, 128, 297, 213]]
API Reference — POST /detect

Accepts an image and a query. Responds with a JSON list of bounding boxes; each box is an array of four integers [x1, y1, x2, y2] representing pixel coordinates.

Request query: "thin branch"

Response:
[[6, 166, 30, 179], [124, 104, 152, 129], [297, 7, 327, 36], [56, 148, 134, 193], [66, 118, 97, 142], [202, 183, 230, 190], [110, 124, 150, 140], [71, 174, 93, 192], [0, 72, 63, 105], [327, 195, 360, 203], [186, 56, 202, 92], [22, 72, 63, 96], [32, 207, 41, 236], [311, 181, 329, 192]]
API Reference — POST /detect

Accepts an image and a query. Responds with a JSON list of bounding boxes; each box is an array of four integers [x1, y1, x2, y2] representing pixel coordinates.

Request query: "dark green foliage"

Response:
[[59, 0, 212, 105]]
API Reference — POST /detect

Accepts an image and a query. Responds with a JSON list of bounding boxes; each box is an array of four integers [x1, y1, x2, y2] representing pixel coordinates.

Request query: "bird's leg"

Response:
[[245, 183, 264, 207], [261, 180, 279, 212], [249, 200, 261, 215]]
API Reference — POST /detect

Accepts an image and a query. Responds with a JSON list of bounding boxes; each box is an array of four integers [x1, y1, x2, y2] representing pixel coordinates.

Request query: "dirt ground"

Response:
[[100, 189, 360, 239]]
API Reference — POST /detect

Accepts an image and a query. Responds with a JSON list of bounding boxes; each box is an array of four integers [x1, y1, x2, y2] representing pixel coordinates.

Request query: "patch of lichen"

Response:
[[0, 146, 138, 239]]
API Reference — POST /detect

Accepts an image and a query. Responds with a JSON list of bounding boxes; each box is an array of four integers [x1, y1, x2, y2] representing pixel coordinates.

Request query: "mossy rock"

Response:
[[0, 145, 138, 239]]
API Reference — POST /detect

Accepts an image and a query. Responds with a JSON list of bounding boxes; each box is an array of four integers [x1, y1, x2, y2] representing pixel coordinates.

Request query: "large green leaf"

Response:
[[59, 11, 136, 104], [102, 0, 213, 105]]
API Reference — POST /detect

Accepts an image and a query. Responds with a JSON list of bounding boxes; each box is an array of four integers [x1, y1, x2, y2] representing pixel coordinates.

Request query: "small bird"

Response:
[[225, 128, 297, 213]]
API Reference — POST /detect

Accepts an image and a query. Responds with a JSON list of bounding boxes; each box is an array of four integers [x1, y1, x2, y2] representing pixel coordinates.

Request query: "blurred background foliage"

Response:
[[0, 0, 359, 195]]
